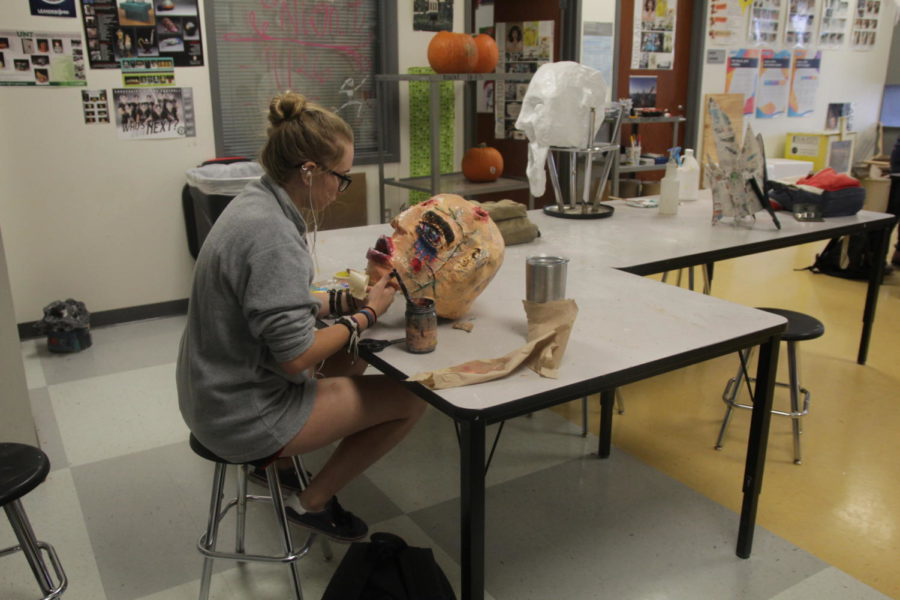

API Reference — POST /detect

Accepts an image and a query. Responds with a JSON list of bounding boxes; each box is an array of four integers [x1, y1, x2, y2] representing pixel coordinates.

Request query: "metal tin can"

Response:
[[405, 298, 437, 354]]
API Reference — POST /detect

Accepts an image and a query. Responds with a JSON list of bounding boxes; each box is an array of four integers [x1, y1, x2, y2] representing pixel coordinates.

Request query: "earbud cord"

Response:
[[306, 176, 320, 275]]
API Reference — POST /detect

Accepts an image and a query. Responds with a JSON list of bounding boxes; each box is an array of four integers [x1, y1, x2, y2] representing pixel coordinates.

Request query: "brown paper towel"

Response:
[[407, 299, 578, 390]]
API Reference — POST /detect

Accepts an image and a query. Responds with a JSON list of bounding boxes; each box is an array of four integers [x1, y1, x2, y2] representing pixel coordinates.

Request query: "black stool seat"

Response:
[[189, 434, 272, 468], [0, 443, 50, 506], [756, 308, 825, 342]]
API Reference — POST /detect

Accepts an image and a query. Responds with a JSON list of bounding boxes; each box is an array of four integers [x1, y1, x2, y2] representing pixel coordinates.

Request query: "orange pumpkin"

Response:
[[427, 31, 478, 74], [472, 34, 499, 74], [462, 144, 504, 182]]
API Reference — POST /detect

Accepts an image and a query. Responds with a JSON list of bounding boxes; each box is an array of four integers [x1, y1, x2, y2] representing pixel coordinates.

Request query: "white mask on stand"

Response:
[[514, 62, 609, 197]]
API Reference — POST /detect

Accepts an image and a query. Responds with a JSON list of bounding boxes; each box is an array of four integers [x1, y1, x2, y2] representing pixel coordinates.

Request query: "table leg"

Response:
[[459, 419, 486, 600], [736, 334, 779, 558], [858, 224, 891, 365], [597, 388, 615, 458]]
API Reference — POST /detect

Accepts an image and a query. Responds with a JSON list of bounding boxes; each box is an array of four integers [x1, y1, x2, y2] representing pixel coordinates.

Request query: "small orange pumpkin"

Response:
[[462, 144, 504, 182], [472, 33, 499, 74], [427, 31, 478, 74]]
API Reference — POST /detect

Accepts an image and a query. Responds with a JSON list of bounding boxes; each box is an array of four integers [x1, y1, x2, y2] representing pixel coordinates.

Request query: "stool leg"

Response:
[[266, 466, 304, 600], [787, 341, 803, 465], [235, 465, 248, 554], [4, 500, 55, 595], [716, 347, 754, 450], [199, 463, 227, 600], [581, 396, 588, 437]]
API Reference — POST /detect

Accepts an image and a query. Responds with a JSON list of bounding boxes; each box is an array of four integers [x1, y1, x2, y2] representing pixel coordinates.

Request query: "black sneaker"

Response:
[[285, 496, 368, 542], [248, 466, 309, 493]]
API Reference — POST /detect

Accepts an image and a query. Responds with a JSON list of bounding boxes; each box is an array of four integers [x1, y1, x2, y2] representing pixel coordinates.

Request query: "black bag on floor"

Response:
[[322, 532, 456, 600], [804, 234, 876, 280]]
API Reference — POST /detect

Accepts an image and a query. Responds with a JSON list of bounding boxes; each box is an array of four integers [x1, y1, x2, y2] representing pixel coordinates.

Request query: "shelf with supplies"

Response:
[[609, 115, 687, 197], [374, 72, 533, 222]]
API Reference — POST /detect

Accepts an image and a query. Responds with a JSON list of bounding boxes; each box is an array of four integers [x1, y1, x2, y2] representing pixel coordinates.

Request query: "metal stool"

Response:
[[715, 308, 825, 464], [190, 434, 330, 600], [0, 443, 67, 599]]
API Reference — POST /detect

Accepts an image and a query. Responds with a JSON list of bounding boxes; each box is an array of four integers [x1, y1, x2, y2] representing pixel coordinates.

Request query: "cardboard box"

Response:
[[784, 131, 856, 174]]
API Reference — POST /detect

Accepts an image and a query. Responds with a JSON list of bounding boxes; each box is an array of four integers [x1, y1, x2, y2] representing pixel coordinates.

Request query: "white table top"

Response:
[[527, 191, 893, 274], [313, 208, 787, 415]]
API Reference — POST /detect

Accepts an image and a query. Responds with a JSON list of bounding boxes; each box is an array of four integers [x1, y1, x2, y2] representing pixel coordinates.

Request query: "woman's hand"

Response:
[[363, 272, 396, 319]]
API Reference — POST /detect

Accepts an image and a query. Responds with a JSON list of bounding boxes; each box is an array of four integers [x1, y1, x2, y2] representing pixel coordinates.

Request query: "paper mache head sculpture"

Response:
[[705, 97, 765, 225], [366, 194, 505, 320], [514, 61, 609, 197]]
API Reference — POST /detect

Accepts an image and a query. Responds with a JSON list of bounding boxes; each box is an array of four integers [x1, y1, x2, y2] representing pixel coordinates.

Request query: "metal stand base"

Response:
[[543, 203, 614, 220]]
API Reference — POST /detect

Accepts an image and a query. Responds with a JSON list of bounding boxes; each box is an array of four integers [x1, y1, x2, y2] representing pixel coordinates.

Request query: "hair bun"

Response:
[[269, 91, 307, 126]]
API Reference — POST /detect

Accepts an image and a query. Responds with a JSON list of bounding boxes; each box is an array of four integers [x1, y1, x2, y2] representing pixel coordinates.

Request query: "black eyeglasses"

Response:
[[323, 167, 353, 192]]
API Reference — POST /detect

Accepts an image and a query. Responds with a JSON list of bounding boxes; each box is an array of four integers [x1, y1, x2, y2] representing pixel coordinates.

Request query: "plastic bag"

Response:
[[34, 298, 90, 333], [185, 161, 264, 196]]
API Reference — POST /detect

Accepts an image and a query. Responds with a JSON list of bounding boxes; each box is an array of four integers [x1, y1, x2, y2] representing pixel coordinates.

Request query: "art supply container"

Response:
[[406, 298, 437, 353], [526, 256, 569, 303], [626, 145, 642, 165]]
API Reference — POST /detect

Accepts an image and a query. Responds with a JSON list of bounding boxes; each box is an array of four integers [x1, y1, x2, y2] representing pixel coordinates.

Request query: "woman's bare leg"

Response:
[[280, 374, 425, 511]]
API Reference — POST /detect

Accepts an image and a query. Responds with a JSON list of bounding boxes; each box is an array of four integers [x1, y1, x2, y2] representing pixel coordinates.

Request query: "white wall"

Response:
[[0, 1, 461, 325], [697, 2, 897, 161]]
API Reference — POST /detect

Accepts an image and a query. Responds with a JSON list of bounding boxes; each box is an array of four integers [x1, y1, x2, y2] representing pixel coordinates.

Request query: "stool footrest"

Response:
[[722, 377, 811, 417], [0, 540, 68, 600]]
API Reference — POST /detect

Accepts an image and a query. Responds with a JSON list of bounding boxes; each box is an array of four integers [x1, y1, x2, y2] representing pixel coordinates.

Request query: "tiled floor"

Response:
[[2, 241, 897, 600]]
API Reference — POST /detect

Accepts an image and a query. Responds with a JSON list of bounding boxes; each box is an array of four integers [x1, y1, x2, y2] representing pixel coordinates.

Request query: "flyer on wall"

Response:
[[707, 0, 745, 46], [756, 49, 791, 118], [30, 0, 78, 18], [631, 0, 677, 70], [784, 0, 818, 46], [747, 0, 784, 45], [818, 0, 851, 47], [0, 31, 86, 86], [850, 0, 880, 48], [788, 49, 821, 117], [81, 0, 204, 69], [121, 56, 175, 87], [81, 89, 110, 124], [113, 86, 196, 139], [725, 49, 760, 115], [494, 21, 553, 140]]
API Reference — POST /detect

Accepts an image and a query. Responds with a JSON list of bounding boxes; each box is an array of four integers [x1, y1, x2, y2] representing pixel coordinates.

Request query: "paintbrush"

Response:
[[390, 269, 414, 304]]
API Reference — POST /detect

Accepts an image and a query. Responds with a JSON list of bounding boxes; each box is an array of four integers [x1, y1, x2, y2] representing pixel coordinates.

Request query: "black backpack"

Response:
[[322, 532, 457, 600], [804, 234, 876, 280]]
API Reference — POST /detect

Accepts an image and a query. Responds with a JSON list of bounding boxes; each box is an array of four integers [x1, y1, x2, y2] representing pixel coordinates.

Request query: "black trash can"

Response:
[[183, 158, 262, 258]]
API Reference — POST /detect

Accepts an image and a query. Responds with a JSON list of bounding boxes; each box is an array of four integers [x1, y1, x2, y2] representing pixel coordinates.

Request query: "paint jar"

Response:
[[405, 298, 437, 354]]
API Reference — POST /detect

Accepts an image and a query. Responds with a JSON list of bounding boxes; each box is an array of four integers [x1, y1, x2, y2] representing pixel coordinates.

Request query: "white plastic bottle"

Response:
[[678, 148, 700, 202], [658, 159, 680, 215]]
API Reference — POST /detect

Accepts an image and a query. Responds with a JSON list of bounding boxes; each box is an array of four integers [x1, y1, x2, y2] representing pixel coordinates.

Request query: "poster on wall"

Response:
[[788, 49, 821, 117], [631, 0, 677, 70], [756, 49, 790, 118], [113, 86, 195, 139], [476, 25, 495, 114], [581, 21, 614, 90], [748, 0, 784, 44], [413, 0, 453, 31], [850, 0, 880, 48], [817, 0, 850, 46], [725, 49, 759, 115], [81, 0, 204, 69], [825, 102, 853, 129], [81, 89, 110, 123], [708, 0, 745, 45], [494, 21, 552, 140], [0, 31, 86, 86], [784, 0, 817, 47], [30, 0, 77, 18]]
